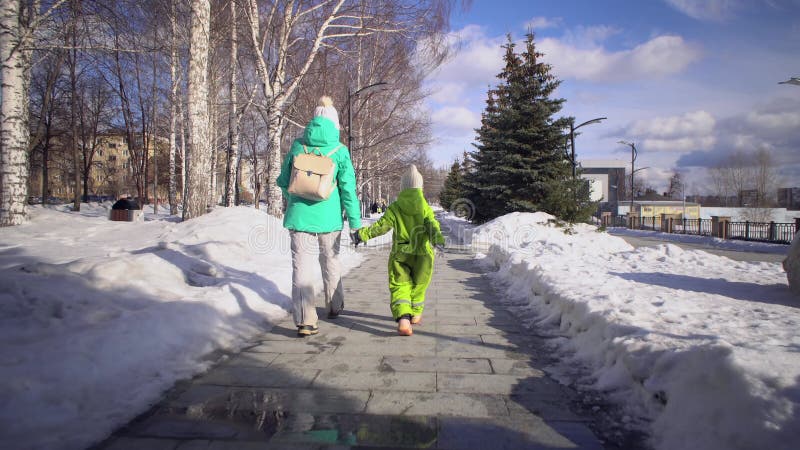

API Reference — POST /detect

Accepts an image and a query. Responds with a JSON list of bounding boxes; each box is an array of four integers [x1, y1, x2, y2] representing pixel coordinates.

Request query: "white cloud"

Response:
[[624, 111, 717, 152], [524, 16, 562, 31], [561, 25, 621, 47], [429, 82, 465, 103], [745, 110, 800, 129], [431, 26, 505, 86], [629, 111, 716, 138], [431, 106, 481, 134], [539, 35, 701, 82], [663, 0, 741, 21], [642, 135, 717, 152]]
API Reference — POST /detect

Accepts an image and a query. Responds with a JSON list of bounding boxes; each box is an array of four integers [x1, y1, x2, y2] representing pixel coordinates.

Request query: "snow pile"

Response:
[[0, 205, 362, 450], [448, 211, 799, 450]]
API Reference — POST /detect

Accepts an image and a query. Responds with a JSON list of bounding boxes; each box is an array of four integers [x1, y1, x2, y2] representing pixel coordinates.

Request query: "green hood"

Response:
[[304, 116, 340, 148], [393, 188, 427, 216]]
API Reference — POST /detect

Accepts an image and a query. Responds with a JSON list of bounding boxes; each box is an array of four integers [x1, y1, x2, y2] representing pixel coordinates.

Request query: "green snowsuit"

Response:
[[357, 188, 445, 320]]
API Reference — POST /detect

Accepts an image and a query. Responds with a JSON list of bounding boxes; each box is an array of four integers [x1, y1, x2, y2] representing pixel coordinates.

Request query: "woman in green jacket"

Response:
[[351, 165, 445, 336], [277, 96, 361, 337]]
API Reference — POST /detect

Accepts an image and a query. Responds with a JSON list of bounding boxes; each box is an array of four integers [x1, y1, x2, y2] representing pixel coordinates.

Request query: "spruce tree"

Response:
[[465, 33, 592, 223], [439, 160, 465, 211]]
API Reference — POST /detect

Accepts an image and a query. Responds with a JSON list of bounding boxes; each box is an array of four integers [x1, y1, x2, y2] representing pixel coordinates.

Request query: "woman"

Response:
[[276, 96, 361, 336]]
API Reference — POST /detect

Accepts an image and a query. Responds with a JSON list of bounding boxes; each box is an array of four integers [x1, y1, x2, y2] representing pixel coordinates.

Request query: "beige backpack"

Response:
[[287, 144, 343, 201]]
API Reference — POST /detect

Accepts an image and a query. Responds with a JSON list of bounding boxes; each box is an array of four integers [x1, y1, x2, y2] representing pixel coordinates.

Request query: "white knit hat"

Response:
[[313, 95, 340, 130], [401, 164, 424, 190]]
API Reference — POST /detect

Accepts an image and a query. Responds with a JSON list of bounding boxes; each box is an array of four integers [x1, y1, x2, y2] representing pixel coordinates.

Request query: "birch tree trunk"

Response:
[[151, 24, 159, 214], [223, 0, 238, 207], [0, 0, 33, 226], [179, 98, 186, 204], [183, 0, 211, 220], [209, 103, 217, 208], [264, 109, 283, 216], [168, 1, 179, 214], [68, 0, 80, 211]]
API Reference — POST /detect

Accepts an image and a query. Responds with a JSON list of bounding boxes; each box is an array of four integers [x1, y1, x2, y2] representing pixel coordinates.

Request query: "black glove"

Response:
[[350, 230, 363, 247]]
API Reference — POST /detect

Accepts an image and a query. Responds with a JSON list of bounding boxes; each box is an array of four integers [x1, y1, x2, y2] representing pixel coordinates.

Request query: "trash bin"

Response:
[[110, 197, 143, 222]]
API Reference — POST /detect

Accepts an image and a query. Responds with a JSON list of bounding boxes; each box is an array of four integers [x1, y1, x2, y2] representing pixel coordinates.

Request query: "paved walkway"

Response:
[[99, 247, 609, 450]]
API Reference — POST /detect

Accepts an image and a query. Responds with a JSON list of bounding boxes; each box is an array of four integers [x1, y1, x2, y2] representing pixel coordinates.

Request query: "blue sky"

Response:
[[425, 0, 800, 194]]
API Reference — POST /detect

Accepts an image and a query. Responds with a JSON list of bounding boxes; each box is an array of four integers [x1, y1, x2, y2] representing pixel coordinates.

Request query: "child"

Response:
[[351, 165, 445, 336]]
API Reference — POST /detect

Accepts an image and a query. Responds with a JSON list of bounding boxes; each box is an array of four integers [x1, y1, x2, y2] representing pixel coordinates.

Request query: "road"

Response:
[[610, 232, 788, 264]]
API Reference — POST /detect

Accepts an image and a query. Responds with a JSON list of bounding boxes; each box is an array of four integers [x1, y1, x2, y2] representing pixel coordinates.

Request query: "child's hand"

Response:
[[350, 230, 363, 247]]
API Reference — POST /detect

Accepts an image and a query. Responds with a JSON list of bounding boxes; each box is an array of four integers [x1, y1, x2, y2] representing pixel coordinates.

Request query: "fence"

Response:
[[603, 215, 799, 245]]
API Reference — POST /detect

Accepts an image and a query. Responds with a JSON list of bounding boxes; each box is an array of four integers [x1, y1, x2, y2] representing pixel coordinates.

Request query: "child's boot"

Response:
[[397, 314, 413, 336]]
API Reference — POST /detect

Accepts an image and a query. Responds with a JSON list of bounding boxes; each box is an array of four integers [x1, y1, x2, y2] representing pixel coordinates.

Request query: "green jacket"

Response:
[[277, 116, 361, 232], [358, 188, 445, 255]]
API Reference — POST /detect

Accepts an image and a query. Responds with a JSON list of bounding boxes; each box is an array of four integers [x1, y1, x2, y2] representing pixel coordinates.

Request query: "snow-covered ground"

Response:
[[0, 203, 365, 450], [2, 204, 797, 450], [439, 212, 799, 450]]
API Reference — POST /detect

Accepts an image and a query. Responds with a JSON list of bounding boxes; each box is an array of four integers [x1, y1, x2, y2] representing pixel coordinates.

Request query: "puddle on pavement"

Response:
[[273, 414, 437, 447], [167, 404, 438, 447]]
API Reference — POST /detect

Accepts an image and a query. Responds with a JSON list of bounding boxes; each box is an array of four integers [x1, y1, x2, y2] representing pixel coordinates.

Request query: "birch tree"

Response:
[[223, 0, 239, 207], [168, 0, 181, 214], [1, 0, 68, 226], [183, 0, 211, 220]]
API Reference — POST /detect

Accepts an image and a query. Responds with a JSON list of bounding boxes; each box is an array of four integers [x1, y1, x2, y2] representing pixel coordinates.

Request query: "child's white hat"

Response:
[[401, 164, 424, 190], [313, 95, 340, 130]]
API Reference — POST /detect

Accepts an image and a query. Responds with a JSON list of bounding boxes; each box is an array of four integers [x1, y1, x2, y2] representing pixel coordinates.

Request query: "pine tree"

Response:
[[439, 160, 465, 211], [464, 33, 592, 223]]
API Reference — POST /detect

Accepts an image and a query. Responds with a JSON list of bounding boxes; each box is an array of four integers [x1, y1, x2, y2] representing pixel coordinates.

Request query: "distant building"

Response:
[[738, 189, 761, 207], [631, 200, 701, 219], [580, 159, 627, 214], [777, 187, 800, 210]]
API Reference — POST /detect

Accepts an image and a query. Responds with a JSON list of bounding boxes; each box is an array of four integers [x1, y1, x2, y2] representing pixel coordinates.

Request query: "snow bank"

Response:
[[441, 211, 800, 450], [0, 205, 362, 450]]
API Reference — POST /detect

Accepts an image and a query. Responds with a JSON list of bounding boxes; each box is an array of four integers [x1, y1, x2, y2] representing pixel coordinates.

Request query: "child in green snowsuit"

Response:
[[351, 165, 445, 336]]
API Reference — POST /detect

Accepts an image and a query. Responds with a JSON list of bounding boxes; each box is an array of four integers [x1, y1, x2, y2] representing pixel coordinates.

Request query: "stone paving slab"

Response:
[[96, 247, 607, 449], [364, 391, 509, 417], [382, 355, 493, 374]]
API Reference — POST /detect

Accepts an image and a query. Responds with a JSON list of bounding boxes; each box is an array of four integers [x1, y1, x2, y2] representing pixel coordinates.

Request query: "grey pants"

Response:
[[290, 230, 344, 327]]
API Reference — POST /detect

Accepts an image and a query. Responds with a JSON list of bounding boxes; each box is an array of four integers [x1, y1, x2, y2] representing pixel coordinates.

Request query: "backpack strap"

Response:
[[325, 144, 343, 157], [300, 144, 341, 156]]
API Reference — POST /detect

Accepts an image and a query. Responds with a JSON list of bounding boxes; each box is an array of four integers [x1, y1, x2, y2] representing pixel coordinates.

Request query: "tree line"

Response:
[[0, 0, 459, 226]]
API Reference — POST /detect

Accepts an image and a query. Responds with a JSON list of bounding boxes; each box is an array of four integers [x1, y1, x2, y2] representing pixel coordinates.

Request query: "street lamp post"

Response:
[[347, 81, 389, 151], [569, 117, 606, 178], [618, 140, 637, 214], [346, 81, 389, 217]]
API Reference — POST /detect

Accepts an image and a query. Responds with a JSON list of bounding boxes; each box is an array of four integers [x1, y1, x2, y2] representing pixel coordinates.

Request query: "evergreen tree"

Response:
[[464, 33, 593, 223], [439, 160, 465, 211]]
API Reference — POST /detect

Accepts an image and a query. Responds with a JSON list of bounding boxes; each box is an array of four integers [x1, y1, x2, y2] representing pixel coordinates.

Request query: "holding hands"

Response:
[[350, 229, 363, 247]]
